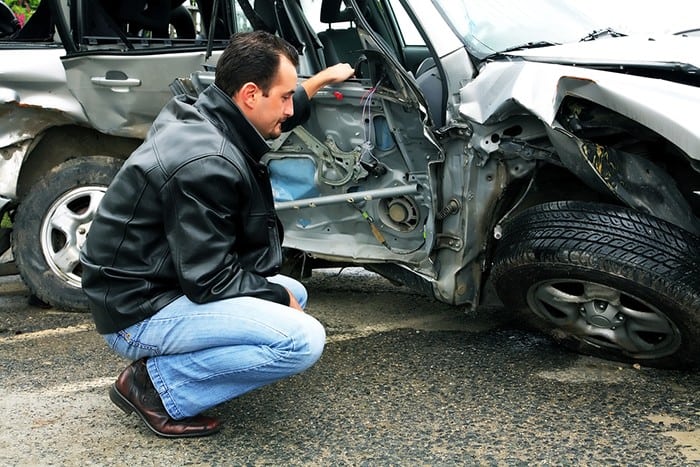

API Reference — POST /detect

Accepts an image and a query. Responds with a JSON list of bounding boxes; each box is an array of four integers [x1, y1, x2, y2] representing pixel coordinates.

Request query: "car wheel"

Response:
[[491, 201, 700, 369], [12, 156, 122, 312]]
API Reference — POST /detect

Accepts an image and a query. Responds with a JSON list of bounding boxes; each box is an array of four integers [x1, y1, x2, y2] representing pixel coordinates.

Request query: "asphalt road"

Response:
[[0, 269, 698, 466]]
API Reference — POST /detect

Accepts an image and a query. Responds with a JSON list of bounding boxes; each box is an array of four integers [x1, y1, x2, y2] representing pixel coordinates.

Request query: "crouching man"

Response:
[[80, 31, 354, 437]]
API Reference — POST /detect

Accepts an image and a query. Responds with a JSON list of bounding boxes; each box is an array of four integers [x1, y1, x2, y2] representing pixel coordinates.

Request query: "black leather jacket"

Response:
[[80, 83, 311, 334]]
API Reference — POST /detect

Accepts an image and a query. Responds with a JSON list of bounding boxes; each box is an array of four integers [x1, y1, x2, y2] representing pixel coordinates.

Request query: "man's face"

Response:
[[244, 56, 297, 139]]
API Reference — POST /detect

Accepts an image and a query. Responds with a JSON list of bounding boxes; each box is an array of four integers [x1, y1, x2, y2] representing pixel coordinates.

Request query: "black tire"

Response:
[[491, 201, 700, 369], [12, 156, 122, 312]]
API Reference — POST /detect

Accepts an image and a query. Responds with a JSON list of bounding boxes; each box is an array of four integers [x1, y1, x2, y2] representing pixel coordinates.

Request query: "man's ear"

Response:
[[235, 82, 259, 110]]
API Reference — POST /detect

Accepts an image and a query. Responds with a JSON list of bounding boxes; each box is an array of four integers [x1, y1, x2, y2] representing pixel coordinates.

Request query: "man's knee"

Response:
[[306, 315, 326, 357], [295, 314, 326, 371]]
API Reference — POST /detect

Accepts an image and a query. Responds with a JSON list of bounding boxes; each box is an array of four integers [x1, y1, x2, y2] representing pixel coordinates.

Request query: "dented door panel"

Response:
[[61, 51, 221, 139]]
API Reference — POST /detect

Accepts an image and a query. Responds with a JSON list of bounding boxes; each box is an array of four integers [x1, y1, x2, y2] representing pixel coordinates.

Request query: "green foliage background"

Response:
[[5, 0, 41, 24]]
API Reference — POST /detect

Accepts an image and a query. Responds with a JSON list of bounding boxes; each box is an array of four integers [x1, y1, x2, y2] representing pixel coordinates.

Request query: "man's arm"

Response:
[[282, 63, 355, 131]]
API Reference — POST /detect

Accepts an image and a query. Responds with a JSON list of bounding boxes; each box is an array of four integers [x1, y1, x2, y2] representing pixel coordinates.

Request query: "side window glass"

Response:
[[74, 0, 241, 51], [301, 0, 328, 33], [3, 0, 253, 48], [387, 0, 424, 46], [83, 1, 198, 46], [234, 3, 253, 32], [299, 0, 326, 34]]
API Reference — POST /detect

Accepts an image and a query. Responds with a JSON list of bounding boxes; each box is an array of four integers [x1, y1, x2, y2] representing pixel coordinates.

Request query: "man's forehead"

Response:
[[272, 57, 298, 91]]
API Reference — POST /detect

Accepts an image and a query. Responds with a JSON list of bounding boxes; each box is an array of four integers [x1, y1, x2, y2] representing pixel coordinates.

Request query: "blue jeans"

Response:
[[103, 275, 325, 419]]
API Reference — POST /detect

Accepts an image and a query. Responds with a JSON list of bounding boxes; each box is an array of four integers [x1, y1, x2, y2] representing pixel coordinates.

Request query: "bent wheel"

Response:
[[491, 201, 700, 369]]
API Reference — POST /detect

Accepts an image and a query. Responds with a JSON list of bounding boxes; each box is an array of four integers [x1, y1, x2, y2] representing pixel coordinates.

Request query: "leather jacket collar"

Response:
[[195, 84, 271, 163]]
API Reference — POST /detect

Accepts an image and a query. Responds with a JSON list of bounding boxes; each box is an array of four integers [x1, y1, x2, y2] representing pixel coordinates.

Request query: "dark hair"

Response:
[[214, 30, 299, 97]]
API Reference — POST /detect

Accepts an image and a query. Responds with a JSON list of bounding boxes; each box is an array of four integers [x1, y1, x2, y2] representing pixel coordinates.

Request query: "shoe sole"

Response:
[[109, 384, 220, 438]]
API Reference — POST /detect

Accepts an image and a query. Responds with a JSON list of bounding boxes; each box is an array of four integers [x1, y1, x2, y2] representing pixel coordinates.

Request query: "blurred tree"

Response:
[[4, 0, 40, 26]]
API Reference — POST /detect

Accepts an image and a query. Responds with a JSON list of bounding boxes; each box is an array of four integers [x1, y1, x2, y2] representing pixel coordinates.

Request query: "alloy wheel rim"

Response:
[[40, 186, 106, 288]]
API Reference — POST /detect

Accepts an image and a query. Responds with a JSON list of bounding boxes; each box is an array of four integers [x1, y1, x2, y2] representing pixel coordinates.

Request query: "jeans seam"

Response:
[[117, 329, 159, 353], [147, 358, 184, 420]]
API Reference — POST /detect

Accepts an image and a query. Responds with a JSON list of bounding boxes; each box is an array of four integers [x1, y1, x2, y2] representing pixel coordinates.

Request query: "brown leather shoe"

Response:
[[109, 358, 221, 438]]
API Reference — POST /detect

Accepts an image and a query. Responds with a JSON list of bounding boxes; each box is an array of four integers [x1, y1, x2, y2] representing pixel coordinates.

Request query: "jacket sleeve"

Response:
[[281, 85, 311, 132], [160, 155, 290, 306]]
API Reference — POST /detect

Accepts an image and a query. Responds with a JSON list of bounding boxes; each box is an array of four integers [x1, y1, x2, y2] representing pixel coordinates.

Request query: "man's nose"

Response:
[[285, 99, 294, 117]]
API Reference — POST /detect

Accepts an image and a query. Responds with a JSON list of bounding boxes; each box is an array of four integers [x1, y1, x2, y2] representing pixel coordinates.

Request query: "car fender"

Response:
[[458, 59, 700, 159], [0, 47, 88, 202], [0, 48, 88, 127]]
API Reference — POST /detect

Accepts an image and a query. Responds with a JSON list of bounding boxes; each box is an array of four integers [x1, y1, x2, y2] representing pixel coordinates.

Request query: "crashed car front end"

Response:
[[267, 0, 700, 317], [417, 0, 700, 368], [459, 39, 700, 237], [3, 0, 697, 368]]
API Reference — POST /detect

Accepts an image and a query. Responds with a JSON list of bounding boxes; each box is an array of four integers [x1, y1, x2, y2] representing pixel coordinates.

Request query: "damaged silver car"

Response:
[[217, 0, 699, 369], [3, 0, 700, 369]]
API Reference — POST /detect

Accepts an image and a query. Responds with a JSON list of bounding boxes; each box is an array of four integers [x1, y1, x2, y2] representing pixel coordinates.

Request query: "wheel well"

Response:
[[556, 96, 700, 220], [518, 164, 617, 211], [17, 125, 139, 198]]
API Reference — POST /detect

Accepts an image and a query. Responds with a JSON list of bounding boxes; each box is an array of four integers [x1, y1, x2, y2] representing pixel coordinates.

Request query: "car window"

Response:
[[299, 0, 351, 34], [1, 0, 59, 43], [386, 0, 423, 46], [233, 2, 253, 32], [73, 0, 242, 53], [432, 0, 700, 58], [432, 0, 598, 57]]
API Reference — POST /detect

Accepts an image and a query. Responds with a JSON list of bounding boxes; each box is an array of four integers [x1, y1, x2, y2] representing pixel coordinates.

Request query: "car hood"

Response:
[[507, 35, 700, 71]]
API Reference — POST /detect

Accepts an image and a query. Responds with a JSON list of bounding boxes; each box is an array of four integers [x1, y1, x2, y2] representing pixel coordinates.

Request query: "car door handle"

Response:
[[91, 71, 141, 93]]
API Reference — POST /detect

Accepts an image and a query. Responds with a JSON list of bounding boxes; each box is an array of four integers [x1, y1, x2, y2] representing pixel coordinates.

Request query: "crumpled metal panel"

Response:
[[0, 48, 87, 200], [0, 105, 76, 200], [458, 59, 700, 160], [0, 48, 87, 148], [61, 51, 219, 139], [0, 139, 30, 201]]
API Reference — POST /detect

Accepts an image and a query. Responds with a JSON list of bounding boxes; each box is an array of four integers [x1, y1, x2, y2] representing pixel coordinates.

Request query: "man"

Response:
[[80, 31, 354, 438]]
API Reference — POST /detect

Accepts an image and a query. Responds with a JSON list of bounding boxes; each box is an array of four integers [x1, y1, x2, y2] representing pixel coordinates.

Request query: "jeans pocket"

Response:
[[103, 331, 134, 358]]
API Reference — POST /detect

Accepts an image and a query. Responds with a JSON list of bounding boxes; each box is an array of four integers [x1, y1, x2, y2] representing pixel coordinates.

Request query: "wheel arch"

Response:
[[547, 95, 700, 236], [16, 125, 138, 199]]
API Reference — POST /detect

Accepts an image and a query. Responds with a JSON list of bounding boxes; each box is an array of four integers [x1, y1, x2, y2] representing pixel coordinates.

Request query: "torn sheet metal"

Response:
[[458, 43, 700, 160]]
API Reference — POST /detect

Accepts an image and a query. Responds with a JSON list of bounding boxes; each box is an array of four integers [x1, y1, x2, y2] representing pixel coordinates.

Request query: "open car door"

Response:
[[265, 0, 447, 278]]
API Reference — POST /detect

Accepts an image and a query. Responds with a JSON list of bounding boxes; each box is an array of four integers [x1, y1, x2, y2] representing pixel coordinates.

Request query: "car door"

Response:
[[59, 0, 244, 139], [273, 0, 497, 306], [266, 0, 450, 274]]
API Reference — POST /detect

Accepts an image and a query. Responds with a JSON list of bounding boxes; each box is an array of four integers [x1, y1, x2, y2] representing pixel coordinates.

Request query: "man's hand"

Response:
[[301, 63, 355, 98], [287, 288, 304, 312], [321, 63, 355, 84]]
